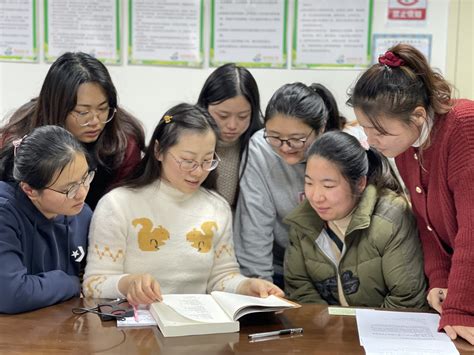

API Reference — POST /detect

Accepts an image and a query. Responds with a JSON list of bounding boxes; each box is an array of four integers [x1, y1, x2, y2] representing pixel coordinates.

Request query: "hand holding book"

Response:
[[236, 278, 284, 298], [118, 273, 283, 306]]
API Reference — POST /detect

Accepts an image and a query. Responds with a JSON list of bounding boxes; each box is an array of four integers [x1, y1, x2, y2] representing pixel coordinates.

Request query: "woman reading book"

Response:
[[0, 126, 93, 313], [83, 103, 283, 305], [348, 44, 474, 343], [284, 131, 427, 309], [197, 63, 263, 208]]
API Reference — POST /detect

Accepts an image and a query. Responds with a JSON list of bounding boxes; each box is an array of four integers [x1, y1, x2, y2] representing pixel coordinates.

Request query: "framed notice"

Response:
[[210, 0, 288, 68], [0, 0, 38, 62], [387, 0, 428, 27], [44, 0, 121, 64], [128, 0, 203, 67], [372, 33, 432, 64], [292, 0, 373, 68]]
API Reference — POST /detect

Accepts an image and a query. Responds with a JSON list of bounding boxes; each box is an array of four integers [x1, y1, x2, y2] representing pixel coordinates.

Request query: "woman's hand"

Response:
[[118, 273, 162, 305], [427, 287, 447, 313], [444, 325, 474, 345], [237, 278, 284, 298]]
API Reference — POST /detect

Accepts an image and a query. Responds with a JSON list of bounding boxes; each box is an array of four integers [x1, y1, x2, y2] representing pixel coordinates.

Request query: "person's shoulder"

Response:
[[0, 183, 25, 228], [372, 189, 411, 224], [284, 199, 320, 230], [0, 182, 16, 210], [247, 129, 280, 164], [78, 203, 93, 220], [451, 99, 474, 116], [441, 99, 474, 128], [248, 129, 266, 147]]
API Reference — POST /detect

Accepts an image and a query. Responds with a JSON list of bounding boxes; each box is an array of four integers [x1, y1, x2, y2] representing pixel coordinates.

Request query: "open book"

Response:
[[149, 291, 300, 337]]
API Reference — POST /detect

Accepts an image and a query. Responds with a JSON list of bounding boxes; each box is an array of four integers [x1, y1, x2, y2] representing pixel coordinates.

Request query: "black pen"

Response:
[[248, 327, 304, 340]]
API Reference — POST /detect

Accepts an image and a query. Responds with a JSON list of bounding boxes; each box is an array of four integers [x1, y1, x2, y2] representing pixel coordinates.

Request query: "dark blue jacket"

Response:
[[0, 182, 92, 313]]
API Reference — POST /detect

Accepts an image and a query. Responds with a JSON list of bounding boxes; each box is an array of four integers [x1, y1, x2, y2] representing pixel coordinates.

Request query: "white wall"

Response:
[[0, 0, 450, 140], [446, 0, 473, 99]]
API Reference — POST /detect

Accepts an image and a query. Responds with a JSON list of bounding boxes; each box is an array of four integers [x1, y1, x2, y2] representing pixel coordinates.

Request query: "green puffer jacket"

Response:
[[284, 185, 428, 309]]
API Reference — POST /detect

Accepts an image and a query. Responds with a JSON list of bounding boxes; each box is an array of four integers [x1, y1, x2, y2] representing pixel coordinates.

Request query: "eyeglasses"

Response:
[[46, 170, 95, 199], [168, 152, 220, 172], [72, 298, 134, 321], [70, 107, 116, 127], [263, 129, 314, 149]]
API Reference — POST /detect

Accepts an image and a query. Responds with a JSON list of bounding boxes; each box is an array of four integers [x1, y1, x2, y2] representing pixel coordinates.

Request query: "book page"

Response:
[[162, 294, 230, 323], [211, 291, 297, 320]]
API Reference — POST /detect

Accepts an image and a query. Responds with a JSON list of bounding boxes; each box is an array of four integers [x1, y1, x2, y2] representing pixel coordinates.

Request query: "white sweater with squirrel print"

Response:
[[83, 180, 247, 298]]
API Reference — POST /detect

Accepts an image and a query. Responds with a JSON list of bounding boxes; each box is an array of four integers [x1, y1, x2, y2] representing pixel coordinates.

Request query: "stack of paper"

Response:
[[356, 309, 459, 355], [116, 308, 157, 327]]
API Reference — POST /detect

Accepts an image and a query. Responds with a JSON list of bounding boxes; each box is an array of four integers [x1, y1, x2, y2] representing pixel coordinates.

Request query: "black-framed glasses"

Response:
[[263, 129, 314, 149], [70, 107, 116, 127], [72, 298, 134, 321], [46, 170, 95, 199], [168, 152, 220, 172]]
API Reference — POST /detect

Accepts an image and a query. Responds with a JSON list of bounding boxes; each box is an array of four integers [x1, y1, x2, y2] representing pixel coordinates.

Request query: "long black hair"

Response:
[[0, 52, 145, 169], [123, 103, 219, 191], [197, 63, 263, 177]]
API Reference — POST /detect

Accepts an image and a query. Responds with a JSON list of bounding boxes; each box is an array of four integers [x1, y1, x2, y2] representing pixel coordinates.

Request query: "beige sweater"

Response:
[[215, 139, 241, 207]]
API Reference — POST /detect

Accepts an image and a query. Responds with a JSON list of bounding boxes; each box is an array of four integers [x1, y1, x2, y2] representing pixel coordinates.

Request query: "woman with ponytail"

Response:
[[284, 131, 427, 309], [348, 44, 474, 342], [233, 82, 360, 288], [0, 126, 93, 313]]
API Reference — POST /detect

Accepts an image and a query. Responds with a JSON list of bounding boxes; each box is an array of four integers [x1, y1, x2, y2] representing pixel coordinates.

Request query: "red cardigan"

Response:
[[395, 99, 474, 328]]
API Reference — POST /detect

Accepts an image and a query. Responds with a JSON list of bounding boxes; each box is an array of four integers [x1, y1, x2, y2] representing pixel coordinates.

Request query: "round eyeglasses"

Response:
[[70, 107, 116, 127], [263, 129, 314, 149], [168, 152, 220, 172], [46, 170, 95, 199]]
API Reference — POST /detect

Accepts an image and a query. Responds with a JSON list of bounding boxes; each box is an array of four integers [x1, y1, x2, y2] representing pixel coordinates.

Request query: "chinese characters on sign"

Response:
[[387, 0, 427, 26]]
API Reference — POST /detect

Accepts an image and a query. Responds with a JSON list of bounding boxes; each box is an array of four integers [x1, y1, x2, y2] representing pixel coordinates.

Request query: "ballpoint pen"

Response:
[[248, 327, 304, 340]]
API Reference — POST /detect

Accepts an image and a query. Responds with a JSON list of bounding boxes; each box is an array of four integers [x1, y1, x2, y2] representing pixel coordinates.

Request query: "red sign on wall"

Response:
[[388, 0, 427, 21]]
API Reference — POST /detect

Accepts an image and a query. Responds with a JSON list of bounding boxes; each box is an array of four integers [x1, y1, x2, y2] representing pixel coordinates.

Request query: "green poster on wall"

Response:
[[128, 0, 204, 67], [210, 0, 288, 68], [0, 0, 38, 62], [44, 0, 121, 64], [292, 0, 373, 69]]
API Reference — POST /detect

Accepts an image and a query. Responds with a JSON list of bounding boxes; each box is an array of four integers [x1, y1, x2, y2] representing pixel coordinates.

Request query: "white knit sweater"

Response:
[[83, 180, 247, 298]]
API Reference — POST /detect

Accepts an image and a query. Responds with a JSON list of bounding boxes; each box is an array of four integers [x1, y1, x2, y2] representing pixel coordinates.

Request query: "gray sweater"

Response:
[[233, 130, 305, 281]]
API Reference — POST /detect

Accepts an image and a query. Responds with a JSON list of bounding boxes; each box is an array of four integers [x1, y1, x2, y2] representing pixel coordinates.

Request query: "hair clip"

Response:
[[12, 135, 27, 157], [378, 51, 405, 68], [163, 115, 173, 123]]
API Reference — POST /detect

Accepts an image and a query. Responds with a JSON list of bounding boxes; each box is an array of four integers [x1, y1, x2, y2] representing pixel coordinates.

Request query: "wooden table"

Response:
[[1, 298, 474, 354]]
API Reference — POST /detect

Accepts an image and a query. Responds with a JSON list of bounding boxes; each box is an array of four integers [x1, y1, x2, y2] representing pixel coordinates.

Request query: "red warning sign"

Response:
[[388, 0, 427, 21]]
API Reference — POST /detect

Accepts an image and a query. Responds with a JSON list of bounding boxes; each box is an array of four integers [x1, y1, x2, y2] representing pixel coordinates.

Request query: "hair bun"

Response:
[[378, 51, 405, 67]]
